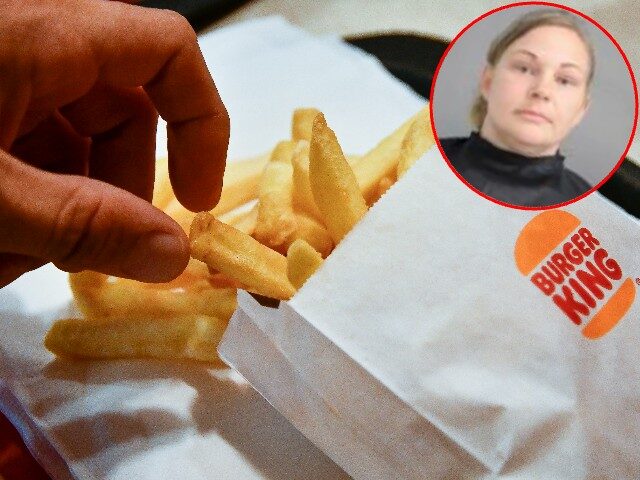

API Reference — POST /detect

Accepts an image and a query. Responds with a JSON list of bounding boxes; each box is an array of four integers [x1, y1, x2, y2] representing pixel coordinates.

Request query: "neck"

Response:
[[479, 122, 559, 157]]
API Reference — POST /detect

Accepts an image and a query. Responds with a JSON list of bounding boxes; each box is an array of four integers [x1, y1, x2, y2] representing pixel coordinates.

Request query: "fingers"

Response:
[[0, 253, 46, 289], [62, 85, 158, 201], [0, 149, 189, 283], [2, 0, 228, 212], [85, 1, 229, 211], [10, 111, 90, 175]]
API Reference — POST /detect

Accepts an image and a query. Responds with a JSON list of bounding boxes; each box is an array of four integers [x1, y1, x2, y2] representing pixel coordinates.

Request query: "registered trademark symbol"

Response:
[[636, 277, 640, 286]]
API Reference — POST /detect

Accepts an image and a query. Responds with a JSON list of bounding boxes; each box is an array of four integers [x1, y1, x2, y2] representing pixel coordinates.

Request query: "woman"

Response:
[[441, 9, 594, 207]]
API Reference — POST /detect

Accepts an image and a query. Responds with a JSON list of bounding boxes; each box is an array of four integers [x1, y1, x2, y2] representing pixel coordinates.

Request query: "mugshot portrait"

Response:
[[431, 5, 636, 208]]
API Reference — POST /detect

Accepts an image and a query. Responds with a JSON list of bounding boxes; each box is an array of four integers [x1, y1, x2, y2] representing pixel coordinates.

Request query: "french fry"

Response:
[[309, 113, 368, 243], [292, 140, 324, 221], [190, 212, 296, 300], [287, 239, 323, 289], [218, 203, 259, 235], [292, 213, 333, 258], [164, 153, 269, 232], [397, 109, 434, 178], [292, 107, 321, 142], [212, 153, 270, 214], [268, 140, 294, 163], [370, 175, 396, 204], [352, 104, 429, 203], [45, 314, 226, 363], [69, 261, 237, 322], [253, 141, 297, 252]]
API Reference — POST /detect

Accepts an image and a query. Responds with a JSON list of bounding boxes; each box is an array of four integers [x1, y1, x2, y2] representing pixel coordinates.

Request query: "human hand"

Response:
[[0, 0, 229, 288]]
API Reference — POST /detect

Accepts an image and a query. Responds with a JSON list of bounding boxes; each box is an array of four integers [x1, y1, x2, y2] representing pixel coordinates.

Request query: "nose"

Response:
[[529, 73, 553, 101]]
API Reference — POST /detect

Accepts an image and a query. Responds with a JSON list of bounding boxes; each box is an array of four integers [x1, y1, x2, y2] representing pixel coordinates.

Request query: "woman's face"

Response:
[[479, 25, 590, 157]]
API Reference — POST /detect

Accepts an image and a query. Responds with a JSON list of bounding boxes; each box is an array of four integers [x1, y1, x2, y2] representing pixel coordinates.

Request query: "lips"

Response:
[[516, 109, 551, 123]]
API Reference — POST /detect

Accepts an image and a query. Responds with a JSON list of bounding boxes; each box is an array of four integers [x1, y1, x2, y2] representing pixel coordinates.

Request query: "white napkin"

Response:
[[0, 16, 424, 480]]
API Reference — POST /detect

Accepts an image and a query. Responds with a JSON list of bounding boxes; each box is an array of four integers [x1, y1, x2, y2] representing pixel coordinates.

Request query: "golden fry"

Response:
[[69, 261, 237, 322], [352, 104, 429, 203], [309, 113, 368, 243], [253, 141, 297, 252], [292, 107, 321, 142], [45, 314, 226, 363], [190, 212, 296, 300], [292, 140, 324, 221], [218, 203, 259, 235], [287, 239, 323, 289], [397, 109, 434, 178], [269, 140, 294, 163], [292, 213, 333, 258], [370, 175, 396, 204]]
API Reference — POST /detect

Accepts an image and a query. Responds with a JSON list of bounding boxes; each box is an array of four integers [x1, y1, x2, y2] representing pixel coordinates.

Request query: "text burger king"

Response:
[[514, 210, 636, 339]]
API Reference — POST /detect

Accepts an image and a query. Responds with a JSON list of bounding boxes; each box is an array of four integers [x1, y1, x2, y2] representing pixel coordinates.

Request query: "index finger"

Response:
[[85, 1, 230, 212]]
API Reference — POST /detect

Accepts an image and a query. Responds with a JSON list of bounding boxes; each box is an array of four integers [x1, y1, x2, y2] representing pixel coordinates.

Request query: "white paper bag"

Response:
[[219, 146, 640, 479]]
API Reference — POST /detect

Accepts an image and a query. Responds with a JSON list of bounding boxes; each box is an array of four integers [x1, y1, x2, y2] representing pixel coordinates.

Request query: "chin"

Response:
[[505, 127, 556, 156]]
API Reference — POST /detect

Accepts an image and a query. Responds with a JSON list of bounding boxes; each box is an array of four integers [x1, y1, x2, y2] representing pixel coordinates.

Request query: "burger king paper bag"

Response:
[[219, 147, 640, 479]]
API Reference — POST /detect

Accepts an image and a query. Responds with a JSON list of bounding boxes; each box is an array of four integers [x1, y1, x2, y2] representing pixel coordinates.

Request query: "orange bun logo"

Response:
[[514, 210, 636, 339]]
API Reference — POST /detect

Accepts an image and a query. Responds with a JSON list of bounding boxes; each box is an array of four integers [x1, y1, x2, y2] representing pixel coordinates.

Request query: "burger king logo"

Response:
[[514, 210, 636, 339]]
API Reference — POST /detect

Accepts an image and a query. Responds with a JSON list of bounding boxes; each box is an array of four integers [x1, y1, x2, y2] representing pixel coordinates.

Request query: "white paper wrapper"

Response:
[[0, 16, 425, 479], [219, 147, 640, 480]]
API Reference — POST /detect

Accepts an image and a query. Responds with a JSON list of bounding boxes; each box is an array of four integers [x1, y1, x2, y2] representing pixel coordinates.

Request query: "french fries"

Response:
[[309, 113, 368, 243], [191, 212, 296, 300], [353, 104, 429, 203], [45, 315, 225, 363], [47, 104, 432, 364], [397, 109, 434, 178], [253, 141, 298, 252], [292, 140, 324, 221], [292, 107, 321, 141], [69, 265, 237, 322], [287, 239, 323, 289]]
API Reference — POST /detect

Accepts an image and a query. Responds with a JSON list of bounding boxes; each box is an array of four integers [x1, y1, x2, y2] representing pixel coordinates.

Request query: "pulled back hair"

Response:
[[470, 8, 595, 129]]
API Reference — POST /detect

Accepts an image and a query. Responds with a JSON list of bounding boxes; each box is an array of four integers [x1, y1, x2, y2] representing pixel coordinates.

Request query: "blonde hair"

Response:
[[470, 8, 595, 129]]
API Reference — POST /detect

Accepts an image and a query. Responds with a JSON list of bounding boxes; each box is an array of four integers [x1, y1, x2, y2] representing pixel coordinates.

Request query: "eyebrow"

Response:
[[510, 49, 584, 71]]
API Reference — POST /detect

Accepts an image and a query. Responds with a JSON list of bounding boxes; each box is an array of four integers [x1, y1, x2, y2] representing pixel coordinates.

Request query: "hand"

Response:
[[0, 0, 229, 287]]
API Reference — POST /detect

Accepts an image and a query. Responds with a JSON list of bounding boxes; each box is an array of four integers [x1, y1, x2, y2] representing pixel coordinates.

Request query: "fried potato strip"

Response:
[[69, 265, 237, 323], [253, 141, 297, 252], [309, 113, 367, 243], [45, 315, 226, 363], [292, 107, 321, 142], [190, 212, 296, 300], [397, 108, 434, 178], [287, 239, 323, 289], [353, 104, 429, 203]]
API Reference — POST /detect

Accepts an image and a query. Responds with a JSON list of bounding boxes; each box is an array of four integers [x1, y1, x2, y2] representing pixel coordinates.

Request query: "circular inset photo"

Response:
[[430, 3, 637, 209]]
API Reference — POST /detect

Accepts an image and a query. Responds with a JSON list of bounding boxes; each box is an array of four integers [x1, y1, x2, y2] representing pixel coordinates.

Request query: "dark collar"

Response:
[[463, 132, 566, 184]]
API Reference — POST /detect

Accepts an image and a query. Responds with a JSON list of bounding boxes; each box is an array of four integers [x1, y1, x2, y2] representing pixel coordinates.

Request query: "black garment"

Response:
[[440, 132, 591, 207]]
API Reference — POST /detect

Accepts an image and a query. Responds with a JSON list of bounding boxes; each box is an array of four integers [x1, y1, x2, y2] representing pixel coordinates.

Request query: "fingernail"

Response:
[[123, 231, 189, 283]]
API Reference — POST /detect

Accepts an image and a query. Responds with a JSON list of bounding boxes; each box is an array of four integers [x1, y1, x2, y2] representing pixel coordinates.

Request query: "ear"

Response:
[[479, 66, 494, 100]]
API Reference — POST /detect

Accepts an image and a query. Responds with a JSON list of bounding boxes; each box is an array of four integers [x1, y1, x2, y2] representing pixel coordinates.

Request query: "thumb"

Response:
[[0, 150, 189, 283]]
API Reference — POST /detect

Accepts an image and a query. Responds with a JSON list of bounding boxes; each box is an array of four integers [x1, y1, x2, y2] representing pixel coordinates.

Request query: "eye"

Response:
[[557, 76, 576, 86]]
